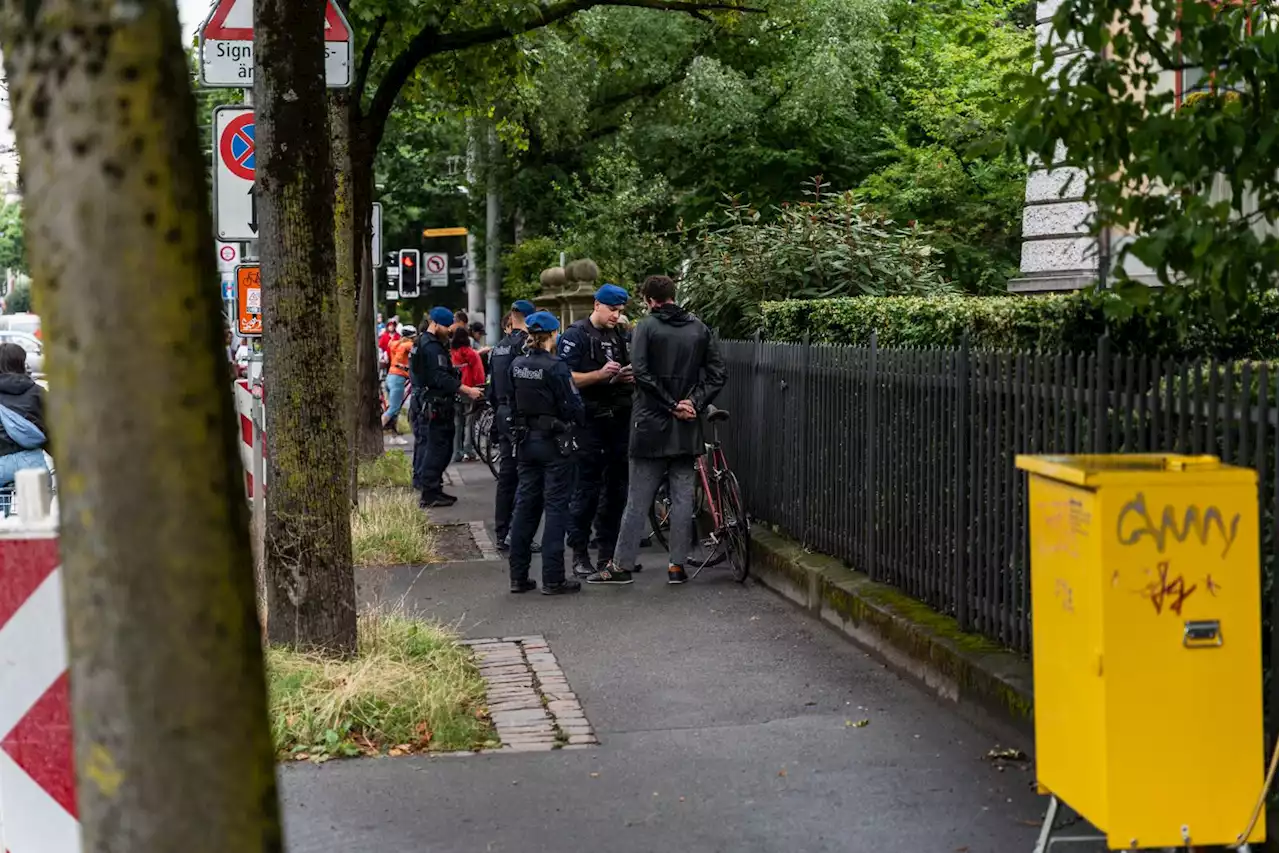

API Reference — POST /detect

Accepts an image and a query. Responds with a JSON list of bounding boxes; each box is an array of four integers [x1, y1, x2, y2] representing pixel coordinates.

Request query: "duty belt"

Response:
[[515, 414, 567, 431]]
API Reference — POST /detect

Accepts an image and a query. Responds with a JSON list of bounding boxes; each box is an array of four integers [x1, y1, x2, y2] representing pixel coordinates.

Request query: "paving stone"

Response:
[[492, 709, 551, 724], [505, 743, 556, 752], [567, 735, 598, 745], [484, 675, 534, 684], [561, 744, 594, 750], [503, 635, 545, 643], [546, 700, 581, 714], [542, 690, 577, 703], [495, 724, 555, 735], [489, 700, 544, 713]]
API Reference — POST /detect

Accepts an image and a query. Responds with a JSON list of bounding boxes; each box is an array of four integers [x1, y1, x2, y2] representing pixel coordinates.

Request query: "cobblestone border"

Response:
[[467, 521, 502, 562], [461, 635, 597, 751]]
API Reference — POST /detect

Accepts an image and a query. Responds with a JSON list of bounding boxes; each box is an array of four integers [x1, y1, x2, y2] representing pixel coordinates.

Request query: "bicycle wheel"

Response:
[[647, 478, 671, 550], [473, 407, 499, 479], [720, 470, 750, 582]]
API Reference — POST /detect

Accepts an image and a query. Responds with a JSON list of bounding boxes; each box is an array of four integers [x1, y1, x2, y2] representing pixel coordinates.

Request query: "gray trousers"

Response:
[[613, 455, 697, 571]]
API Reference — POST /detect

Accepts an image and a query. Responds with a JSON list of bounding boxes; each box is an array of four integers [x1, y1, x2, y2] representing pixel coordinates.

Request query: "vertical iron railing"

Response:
[[716, 337, 1278, 676]]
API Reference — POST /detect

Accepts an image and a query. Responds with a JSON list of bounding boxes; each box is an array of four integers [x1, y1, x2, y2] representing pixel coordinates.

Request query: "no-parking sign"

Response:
[[213, 107, 256, 241]]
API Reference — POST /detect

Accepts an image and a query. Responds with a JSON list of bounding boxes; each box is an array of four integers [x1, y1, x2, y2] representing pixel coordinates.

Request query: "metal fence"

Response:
[[718, 335, 1278, 659]]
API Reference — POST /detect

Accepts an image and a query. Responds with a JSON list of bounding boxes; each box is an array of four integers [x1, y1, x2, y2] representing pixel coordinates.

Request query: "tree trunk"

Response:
[[352, 131, 384, 460], [0, 0, 282, 848], [256, 0, 356, 653], [329, 89, 359, 497]]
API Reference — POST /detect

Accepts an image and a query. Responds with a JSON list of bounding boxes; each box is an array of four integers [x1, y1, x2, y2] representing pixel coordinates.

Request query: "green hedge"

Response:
[[760, 291, 1278, 360]]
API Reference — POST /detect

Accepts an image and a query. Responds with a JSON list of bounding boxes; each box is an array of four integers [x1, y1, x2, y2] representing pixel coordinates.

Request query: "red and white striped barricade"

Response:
[[233, 379, 266, 499], [0, 468, 79, 852]]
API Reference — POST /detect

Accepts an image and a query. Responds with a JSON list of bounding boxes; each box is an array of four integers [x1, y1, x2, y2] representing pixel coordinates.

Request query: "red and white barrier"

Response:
[[0, 469, 79, 853], [234, 379, 266, 498]]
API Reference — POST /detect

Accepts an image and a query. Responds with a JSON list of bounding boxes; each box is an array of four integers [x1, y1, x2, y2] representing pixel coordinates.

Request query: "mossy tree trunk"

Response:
[[329, 88, 359, 497], [0, 0, 282, 848], [256, 0, 356, 653], [351, 133, 383, 460]]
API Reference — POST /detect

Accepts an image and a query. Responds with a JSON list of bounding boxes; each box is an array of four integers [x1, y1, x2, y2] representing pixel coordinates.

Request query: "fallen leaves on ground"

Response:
[[845, 718, 870, 728]]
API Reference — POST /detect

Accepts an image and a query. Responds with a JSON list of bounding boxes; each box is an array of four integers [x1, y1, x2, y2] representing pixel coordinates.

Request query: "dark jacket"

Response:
[[629, 303, 726, 458], [0, 372, 46, 456]]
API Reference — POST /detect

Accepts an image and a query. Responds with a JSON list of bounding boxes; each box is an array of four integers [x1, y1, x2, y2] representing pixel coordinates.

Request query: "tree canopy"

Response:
[[368, 0, 1036, 301]]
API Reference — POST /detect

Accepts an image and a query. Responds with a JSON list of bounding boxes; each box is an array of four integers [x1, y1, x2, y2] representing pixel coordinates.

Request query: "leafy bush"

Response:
[[3, 282, 30, 314], [502, 236, 561, 305], [761, 289, 1278, 360], [681, 180, 955, 338]]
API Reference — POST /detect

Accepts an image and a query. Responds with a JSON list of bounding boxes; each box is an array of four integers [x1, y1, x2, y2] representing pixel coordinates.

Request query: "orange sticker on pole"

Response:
[[236, 264, 262, 337]]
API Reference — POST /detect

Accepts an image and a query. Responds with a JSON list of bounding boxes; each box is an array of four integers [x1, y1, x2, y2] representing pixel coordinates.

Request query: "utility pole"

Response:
[[484, 122, 501, 344]]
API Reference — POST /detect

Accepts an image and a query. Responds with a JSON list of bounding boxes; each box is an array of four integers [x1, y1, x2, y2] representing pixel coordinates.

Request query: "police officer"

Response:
[[490, 299, 538, 549], [411, 306, 483, 508], [559, 283, 634, 578], [508, 311, 584, 595]]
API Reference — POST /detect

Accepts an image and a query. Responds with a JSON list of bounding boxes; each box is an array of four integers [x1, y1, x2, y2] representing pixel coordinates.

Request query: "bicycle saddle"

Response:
[[705, 405, 730, 423]]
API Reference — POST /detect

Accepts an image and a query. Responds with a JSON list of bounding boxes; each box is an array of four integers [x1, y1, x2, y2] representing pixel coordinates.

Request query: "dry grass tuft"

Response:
[[351, 488, 434, 567], [267, 610, 496, 761]]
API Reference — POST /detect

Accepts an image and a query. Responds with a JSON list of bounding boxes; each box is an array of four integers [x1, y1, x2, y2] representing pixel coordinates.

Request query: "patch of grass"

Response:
[[352, 489, 434, 567], [267, 610, 496, 761], [358, 452, 412, 487]]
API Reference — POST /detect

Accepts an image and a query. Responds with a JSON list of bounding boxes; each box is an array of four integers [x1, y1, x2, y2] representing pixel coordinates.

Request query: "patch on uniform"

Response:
[[560, 340, 576, 349]]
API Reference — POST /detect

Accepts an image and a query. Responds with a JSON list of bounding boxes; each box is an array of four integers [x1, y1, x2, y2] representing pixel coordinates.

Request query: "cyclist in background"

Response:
[[585, 275, 725, 587], [382, 325, 415, 435]]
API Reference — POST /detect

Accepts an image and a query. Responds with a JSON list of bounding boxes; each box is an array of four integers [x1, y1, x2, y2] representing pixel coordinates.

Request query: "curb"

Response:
[[749, 525, 1035, 740]]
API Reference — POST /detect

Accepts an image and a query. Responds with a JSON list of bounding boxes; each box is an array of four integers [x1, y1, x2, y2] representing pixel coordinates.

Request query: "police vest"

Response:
[[568, 319, 630, 414], [415, 338, 458, 402], [489, 329, 527, 405], [511, 353, 560, 419]]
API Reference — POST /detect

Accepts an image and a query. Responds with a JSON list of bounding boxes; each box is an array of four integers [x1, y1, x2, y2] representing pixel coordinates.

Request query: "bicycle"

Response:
[[645, 405, 750, 582], [470, 398, 500, 479]]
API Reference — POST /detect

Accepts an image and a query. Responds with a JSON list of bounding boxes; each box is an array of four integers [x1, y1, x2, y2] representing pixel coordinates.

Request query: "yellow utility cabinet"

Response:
[[1017, 454, 1265, 850]]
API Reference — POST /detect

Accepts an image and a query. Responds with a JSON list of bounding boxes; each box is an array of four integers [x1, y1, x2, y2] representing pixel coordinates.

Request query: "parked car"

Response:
[[0, 330, 44, 376], [0, 313, 41, 338]]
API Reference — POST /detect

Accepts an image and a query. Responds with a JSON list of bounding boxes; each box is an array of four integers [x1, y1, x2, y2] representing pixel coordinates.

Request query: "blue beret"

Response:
[[511, 299, 536, 316], [429, 306, 456, 326], [525, 311, 561, 333], [594, 284, 629, 306]]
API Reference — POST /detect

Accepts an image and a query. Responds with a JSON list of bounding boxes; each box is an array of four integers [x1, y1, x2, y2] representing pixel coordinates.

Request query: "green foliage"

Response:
[[501, 235, 560, 303], [682, 179, 954, 338], [1010, 0, 1278, 316], [4, 282, 31, 314], [0, 201, 26, 275], [761, 290, 1278, 360], [857, 0, 1032, 293]]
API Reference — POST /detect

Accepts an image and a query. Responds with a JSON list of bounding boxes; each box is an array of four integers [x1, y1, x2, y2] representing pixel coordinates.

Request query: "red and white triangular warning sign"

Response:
[[199, 0, 352, 88], [202, 0, 350, 42]]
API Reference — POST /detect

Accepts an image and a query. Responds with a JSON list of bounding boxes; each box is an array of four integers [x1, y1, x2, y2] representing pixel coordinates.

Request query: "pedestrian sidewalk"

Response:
[[281, 460, 1049, 853]]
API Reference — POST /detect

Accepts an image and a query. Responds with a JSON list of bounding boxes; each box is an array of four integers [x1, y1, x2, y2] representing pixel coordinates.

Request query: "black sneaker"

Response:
[[439, 492, 458, 503], [496, 537, 511, 553], [667, 565, 689, 585], [541, 580, 582, 596], [597, 557, 642, 574], [510, 579, 537, 594], [585, 564, 634, 585], [572, 552, 596, 579], [421, 493, 456, 508]]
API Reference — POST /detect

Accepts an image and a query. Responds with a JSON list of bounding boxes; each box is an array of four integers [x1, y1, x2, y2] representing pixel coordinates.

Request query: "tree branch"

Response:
[[354, 14, 388, 113], [361, 0, 762, 153]]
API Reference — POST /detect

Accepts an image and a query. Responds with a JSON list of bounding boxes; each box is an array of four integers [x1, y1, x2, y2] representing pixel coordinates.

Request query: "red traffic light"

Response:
[[403, 256, 415, 267]]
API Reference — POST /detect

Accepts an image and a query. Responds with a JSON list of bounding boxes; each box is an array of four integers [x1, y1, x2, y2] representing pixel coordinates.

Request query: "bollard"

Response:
[[0, 468, 80, 852]]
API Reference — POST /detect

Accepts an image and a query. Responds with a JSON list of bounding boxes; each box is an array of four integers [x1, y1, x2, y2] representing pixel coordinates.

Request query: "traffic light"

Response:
[[398, 249, 421, 297]]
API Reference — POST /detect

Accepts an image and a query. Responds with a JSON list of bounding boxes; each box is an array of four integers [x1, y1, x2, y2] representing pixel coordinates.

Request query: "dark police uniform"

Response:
[[508, 323, 584, 592], [410, 329, 460, 504], [559, 315, 631, 570], [489, 325, 537, 544]]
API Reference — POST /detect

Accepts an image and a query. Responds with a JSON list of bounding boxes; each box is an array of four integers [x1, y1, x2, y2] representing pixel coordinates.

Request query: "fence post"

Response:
[[1094, 334, 1111, 453], [864, 331, 878, 580], [954, 333, 971, 631], [800, 332, 812, 546]]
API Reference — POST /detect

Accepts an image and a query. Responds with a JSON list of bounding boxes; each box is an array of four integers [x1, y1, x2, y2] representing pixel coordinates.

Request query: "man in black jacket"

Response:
[[585, 275, 727, 586]]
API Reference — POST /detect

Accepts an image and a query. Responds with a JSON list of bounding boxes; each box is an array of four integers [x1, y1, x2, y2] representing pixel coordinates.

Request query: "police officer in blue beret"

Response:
[[508, 311, 584, 594], [411, 306, 483, 508], [558, 283, 634, 580], [491, 299, 539, 549]]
